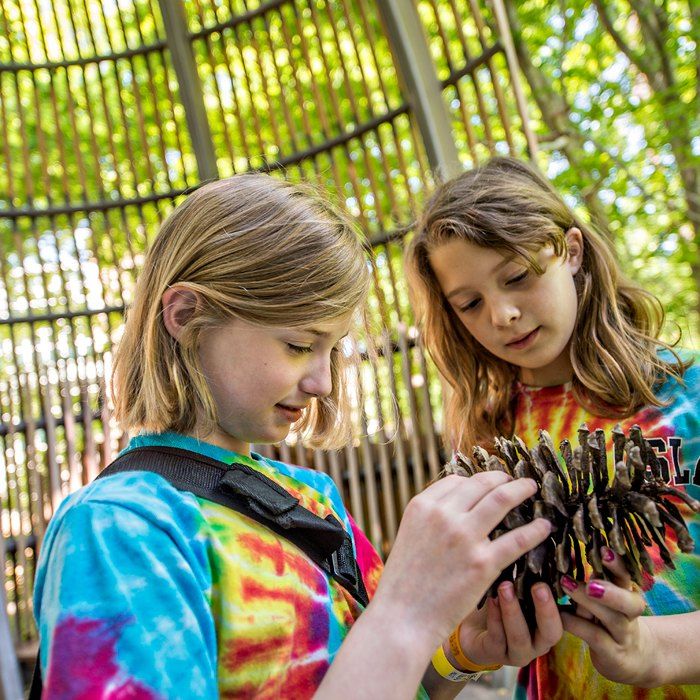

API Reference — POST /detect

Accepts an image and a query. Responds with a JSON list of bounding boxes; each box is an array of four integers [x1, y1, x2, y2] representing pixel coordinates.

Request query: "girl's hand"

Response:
[[455, 581, 563, 668], [319, 473, 553, 700], [560, 546, 655, 686], [369, 472, 552, 652]]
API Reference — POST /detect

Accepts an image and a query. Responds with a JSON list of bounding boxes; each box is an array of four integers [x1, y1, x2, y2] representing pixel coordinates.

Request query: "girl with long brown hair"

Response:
[[407, 156, 700, 699]]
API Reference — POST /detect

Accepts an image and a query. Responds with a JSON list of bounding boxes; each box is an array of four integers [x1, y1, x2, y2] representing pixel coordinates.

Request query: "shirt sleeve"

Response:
[[34, 496, 217, 699]]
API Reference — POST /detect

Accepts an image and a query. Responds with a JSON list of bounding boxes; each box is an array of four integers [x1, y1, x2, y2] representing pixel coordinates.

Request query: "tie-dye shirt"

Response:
[[513, 351, 700, 700], [33, 432, 386, 699]]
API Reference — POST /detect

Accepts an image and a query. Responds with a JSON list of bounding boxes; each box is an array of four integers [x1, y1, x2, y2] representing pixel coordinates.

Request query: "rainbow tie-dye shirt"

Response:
[[33, 433, 386, 699], [513, 351, 700, 700]]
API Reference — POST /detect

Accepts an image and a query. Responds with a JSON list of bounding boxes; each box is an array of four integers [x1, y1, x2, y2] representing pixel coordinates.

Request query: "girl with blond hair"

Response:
[[32, 174, 555, 699], [406, 156, 700, 699]]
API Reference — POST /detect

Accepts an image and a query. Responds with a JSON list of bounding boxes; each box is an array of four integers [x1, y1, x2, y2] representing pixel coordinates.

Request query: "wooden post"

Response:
[[158, 0, 219, 182], [375, 0, 461, 180]]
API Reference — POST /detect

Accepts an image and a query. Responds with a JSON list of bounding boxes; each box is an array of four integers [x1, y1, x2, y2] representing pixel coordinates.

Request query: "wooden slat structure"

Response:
[[0, 0, 536, 662]]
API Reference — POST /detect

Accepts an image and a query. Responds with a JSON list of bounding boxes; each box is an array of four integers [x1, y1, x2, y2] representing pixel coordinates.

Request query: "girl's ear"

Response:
[[565, 227, 584, 275], [162, 286, 200, 341]]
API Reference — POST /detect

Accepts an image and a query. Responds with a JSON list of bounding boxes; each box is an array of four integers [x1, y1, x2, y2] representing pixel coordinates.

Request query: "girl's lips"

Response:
[[275, 404, 303, 422], [506, 327, 540, 350]]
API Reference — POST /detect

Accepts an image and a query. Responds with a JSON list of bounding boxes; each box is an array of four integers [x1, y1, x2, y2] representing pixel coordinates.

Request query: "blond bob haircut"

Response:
[[406, 157, 686, 451], [113, 174, 371, 449]]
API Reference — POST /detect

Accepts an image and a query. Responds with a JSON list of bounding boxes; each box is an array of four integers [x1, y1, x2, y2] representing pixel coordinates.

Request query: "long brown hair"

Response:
[[406, 157, 686, 451], [113, 174, 371, 449]]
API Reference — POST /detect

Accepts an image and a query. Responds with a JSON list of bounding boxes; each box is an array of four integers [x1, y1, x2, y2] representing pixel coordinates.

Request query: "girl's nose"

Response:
[[300, 355, 333, 398], [490, 299, 521, 328]]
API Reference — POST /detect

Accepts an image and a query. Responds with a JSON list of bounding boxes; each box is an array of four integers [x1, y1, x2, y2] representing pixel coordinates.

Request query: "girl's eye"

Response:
[[458, 298, 481, 313], [507, 270, 529, 285], [286, 343, 313, 355]]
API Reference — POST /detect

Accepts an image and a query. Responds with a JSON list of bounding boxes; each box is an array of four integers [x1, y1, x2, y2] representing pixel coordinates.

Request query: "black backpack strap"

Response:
[[97, 446, 369, 607]]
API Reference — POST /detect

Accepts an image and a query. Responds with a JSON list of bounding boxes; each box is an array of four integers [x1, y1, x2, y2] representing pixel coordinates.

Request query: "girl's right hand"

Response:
[[369, 472, 552, 651], [455, 580, 563, 668]]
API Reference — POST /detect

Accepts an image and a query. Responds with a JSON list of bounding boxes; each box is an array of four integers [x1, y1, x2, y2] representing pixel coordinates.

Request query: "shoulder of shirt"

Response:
[[49, 470, 204, 537]]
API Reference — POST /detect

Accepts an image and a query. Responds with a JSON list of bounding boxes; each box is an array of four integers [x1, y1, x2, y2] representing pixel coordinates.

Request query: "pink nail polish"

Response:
[[588, 581, 605, 599], [561, 575, 578, 591], [602, 547, 615, 562]]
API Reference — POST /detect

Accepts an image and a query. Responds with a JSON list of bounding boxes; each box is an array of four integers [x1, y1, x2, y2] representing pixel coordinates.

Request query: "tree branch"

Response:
[[591, 0, 651, 76]]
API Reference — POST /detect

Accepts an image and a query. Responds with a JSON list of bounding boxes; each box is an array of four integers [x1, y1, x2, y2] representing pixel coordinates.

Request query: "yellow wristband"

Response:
[[431, 644, 472, 682], [448, 625, 502, 672]]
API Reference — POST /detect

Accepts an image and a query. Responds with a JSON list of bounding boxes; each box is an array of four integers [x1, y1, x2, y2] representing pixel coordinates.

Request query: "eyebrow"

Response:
[[445, 255, 516, 300], [297, 328, 351, 340]]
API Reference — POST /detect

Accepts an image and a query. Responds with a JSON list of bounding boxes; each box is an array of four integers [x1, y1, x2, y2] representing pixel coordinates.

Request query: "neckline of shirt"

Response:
[[514, 380, 573, 399]]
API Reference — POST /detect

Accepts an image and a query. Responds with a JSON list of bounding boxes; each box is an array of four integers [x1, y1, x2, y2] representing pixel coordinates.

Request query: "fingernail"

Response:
[[535, 517, 552, 533], [602, 547, 615, 562], [498, 582, 515, 602], [588, 581, 605, 599], [561, 575, 578, 591], [533, 584, 550, 602]]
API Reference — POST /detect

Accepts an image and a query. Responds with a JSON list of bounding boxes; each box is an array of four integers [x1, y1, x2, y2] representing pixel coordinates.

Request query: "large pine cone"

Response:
[[445, 424, 699, 616]]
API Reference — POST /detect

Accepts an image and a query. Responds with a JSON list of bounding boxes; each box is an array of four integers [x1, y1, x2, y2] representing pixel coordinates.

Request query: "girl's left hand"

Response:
[[560, 546, 655, 686], [456, 580, 563, 668]]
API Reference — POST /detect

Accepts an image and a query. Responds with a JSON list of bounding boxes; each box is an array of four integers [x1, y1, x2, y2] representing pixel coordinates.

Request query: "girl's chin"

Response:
[[256, 424, 292, 444]]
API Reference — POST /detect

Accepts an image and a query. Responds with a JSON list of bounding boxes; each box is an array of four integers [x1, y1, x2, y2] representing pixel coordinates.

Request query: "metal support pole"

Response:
[[375, 0, 461, 180], [158, 0, 219, 182]]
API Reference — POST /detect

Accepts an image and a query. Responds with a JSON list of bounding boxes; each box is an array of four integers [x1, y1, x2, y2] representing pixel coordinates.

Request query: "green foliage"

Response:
[[508, 0, 699, 341]]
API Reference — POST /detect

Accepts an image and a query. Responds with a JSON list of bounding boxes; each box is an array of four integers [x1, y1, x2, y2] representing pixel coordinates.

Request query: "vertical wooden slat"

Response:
[[357, 425, 383, 553], [343, 442, 364, 529], [382, 332, 411, 510], [327, 450, 345, 503], [489, 0, 538, 156], [363, 347, 398, 544], [397, 324, 426, 491], [462, 0, 516, 153], [414, 338, 442, 480], [312, 449, 328, 476]]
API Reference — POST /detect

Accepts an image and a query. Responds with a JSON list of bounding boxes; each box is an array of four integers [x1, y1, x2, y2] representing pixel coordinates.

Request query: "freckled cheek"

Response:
[[257, 367, 299, 395]]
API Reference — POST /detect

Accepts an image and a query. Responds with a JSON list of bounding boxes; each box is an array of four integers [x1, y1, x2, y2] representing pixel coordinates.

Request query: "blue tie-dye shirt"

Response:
[[32, 433, 387, 699]]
